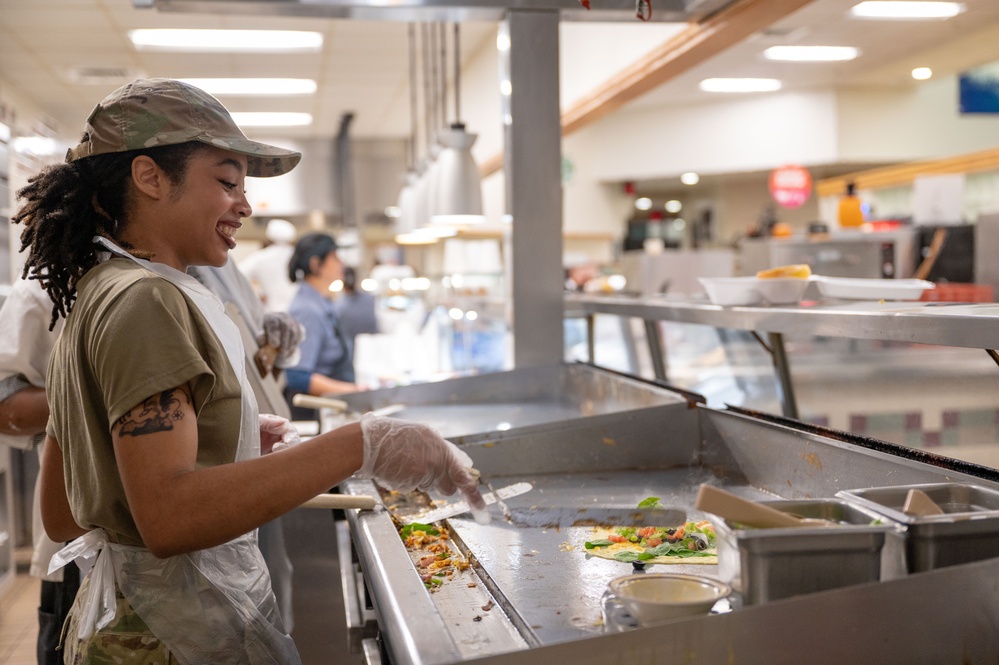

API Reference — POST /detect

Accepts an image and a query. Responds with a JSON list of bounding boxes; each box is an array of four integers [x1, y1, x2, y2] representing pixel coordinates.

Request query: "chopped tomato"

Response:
[[638, 527, 657, 538], [644, 538, 662, 547], [608, 534, 629, 543]]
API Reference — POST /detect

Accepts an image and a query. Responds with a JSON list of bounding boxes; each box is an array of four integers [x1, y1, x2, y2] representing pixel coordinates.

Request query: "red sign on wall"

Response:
[[769, 164, 812, 209]]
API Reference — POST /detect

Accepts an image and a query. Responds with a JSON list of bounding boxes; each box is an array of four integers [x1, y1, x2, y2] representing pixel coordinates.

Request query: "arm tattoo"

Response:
[[115, 387, 191, 438]]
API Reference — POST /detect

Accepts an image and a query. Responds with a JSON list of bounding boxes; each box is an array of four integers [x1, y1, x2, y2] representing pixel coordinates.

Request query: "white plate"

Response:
[[700, 276, 810, 306], [813, 276, 934, 301]]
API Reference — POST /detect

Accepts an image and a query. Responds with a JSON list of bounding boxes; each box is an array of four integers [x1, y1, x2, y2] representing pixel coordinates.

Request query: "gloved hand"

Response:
[[259, 413, 302, 455], [356, 414, 487, 514], [256, 313, 305, 368]]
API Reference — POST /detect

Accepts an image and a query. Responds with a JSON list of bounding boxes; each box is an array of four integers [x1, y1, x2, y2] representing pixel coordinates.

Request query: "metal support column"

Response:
[[504, 10, 564, 368], [643, 319, 667, 381], [768, 331, 799, 419]]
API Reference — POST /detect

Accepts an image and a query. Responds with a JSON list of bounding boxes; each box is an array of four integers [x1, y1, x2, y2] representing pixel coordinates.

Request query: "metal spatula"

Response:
[[903, 489, 945, 517], [695, 484, 833, 528]]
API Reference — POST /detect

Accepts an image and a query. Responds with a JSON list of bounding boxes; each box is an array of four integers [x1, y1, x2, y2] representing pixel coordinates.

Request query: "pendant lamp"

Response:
[[431, 23, 484, 226], [395, 169, 419, 234], [395, 23, 420, 235], [414, 23, 442, 230], [432, 124, 483, 225]]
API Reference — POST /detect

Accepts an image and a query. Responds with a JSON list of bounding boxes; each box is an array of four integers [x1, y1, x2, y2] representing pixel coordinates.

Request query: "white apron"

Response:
[[49, 238, 302, 665]]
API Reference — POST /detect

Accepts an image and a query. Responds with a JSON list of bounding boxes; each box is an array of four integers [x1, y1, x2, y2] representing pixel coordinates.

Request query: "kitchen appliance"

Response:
[[769, 227, 917, 280]]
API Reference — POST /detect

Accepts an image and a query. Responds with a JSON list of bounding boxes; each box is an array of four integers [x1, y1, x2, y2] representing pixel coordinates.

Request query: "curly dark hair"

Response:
[[12, 142, 205, 329]]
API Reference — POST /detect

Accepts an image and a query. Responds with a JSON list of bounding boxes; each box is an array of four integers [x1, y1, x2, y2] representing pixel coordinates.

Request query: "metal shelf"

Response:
[[566, 294, 999, 419]]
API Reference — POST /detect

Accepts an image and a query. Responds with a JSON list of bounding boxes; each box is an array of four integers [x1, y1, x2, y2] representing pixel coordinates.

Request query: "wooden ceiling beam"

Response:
[[815, 147, 999, 196], [480, 0, 816, 178]]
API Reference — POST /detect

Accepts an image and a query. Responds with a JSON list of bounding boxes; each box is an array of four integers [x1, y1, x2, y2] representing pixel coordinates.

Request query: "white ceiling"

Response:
[[1, 0, 998, 151], [631, 0, 999, 110]]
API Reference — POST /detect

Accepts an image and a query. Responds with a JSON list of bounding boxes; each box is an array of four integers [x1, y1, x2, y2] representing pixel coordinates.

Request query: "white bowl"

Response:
[[813, 276, 934, 301], [699, 277, 763, 306], [755, 277, 810, 305], [608, 573, 730, 625]]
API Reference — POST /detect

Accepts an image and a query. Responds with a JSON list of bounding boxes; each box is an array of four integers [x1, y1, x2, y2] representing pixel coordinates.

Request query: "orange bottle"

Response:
[[838, 182, 864, 228]]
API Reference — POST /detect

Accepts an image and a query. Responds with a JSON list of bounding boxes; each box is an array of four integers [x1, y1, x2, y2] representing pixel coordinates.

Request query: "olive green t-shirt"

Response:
[[46, 259, 242, 546]]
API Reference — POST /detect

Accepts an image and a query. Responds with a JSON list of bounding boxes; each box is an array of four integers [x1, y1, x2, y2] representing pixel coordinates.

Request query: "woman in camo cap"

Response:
[[14, 78, 485, 665]]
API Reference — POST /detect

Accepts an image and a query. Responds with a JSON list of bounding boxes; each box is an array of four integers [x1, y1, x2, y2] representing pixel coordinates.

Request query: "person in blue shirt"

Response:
[[284, 233, 359, 419], [335, 265, 379, 345]]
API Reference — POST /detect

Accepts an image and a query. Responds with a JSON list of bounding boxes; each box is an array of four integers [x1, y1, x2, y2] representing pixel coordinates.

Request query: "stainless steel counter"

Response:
[[338, 390, 999, 665], [325, 364, 692, 442], [566, 293, 999, 349]]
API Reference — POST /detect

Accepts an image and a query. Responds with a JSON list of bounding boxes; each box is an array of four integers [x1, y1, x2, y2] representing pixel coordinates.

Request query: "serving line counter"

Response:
[[565, 293, 999, 418], [322, 363, 999, 665]]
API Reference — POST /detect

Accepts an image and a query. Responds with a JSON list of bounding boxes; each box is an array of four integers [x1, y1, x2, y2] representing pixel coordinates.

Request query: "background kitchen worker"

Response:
[[14, 77, 484, 665], [0, 277, 79, 665], [239, 217, 299, 313], [189, 258, 304, 632], [284, 232, 360, 421], [335, 265, 379, 347]]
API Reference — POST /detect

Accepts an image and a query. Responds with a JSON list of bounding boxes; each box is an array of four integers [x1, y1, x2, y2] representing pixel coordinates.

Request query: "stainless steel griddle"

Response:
[[323, 364, 694, 442], [334, 364, 999, 664]]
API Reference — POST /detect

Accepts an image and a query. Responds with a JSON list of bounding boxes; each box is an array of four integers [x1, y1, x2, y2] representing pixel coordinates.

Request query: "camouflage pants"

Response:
[[60, 574, 180, 665]]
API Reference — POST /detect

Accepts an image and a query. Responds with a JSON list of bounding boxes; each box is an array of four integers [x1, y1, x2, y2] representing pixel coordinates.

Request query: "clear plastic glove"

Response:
[[356, 414, 487, 515], [256, 313, 305, 368], [259, 413, 302, 455]]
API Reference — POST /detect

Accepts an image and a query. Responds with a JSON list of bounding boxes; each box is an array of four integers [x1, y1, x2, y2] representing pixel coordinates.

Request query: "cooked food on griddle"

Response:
[[399, 522, 470, 590]]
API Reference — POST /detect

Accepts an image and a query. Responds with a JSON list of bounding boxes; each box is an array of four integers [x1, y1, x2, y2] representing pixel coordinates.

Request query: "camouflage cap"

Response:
[[66, 78, 301, 178]]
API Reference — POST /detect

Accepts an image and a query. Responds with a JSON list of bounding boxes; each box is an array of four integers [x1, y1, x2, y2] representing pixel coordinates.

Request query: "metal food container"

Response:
[[712, 499, 900, 605], [837, 482, 999, 573]]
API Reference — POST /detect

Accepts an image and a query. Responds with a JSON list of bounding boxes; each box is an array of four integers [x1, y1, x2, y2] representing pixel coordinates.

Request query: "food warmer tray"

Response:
[[338, 392, 999, 665]]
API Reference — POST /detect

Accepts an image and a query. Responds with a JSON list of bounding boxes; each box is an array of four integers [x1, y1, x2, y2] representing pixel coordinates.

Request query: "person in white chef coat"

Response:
[[189, 258, 305, 634], [0, 278, 79, 665], [239, 218, 299, 313], [14, 77, 485, 665]]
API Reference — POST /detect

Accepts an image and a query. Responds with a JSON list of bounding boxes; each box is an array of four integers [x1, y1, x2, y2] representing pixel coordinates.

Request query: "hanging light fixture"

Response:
[[395, 23, 420, 235], [413, 23, 440, 230], [431, 22, 485, 226]]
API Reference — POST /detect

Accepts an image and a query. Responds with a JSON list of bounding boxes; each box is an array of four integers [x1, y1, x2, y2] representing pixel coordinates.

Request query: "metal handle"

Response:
[[695, 484, 830, 528], [292, 394, 350, 413], [301, 493, 378, 510]]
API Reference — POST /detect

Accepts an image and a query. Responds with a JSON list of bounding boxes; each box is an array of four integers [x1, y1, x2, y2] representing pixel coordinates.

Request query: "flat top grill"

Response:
[[443, 468, 755, 645]]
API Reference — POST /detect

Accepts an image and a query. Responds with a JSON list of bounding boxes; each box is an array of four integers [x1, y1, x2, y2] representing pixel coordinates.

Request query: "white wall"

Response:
[[558, 22, 688, 110], [572, 90, 841, 182], [837, 78, 999, 163]]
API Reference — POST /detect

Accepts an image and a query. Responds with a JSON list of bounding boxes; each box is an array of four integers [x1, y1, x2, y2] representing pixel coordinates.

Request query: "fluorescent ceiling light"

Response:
[[395, 232, 438, 245], [849, 2, 964, 19], [680, 172, 699, 185], [764, 45, 860, 62], [417, 225, 459, 238], [912, 67, 933, 80], [129, 29, 323, 52], [700, 78, 782, 93], [431, 214, 487, 227], [179, 78, 316, 96], [13, 136, 60, 157], [230, 112, 312, 127]]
